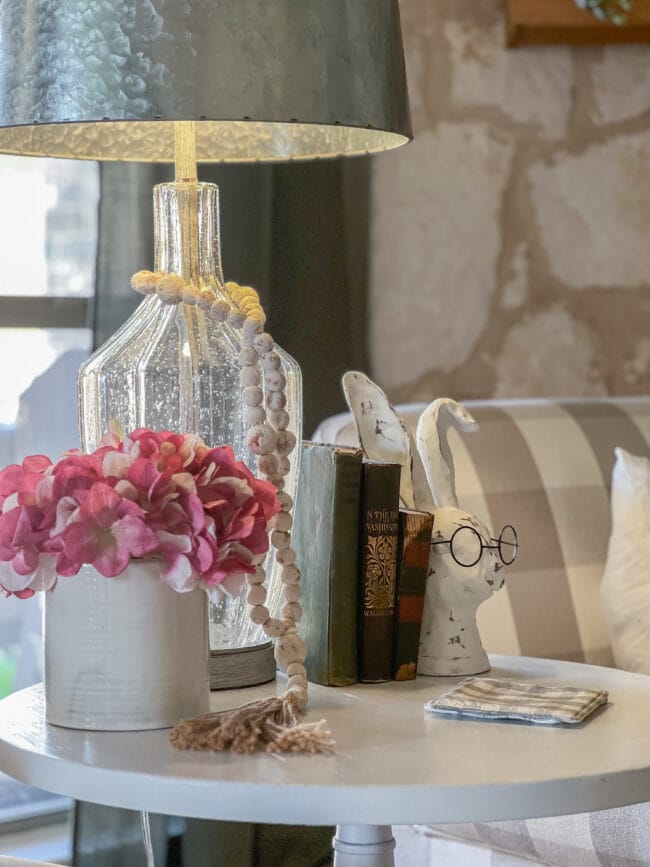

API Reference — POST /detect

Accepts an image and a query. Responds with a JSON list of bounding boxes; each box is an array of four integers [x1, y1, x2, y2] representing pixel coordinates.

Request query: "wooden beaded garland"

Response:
[[130, 270, 308, 710]]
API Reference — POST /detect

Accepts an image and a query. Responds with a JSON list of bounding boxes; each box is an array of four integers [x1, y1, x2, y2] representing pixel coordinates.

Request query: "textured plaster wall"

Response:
[[369, 0, 650, 403]]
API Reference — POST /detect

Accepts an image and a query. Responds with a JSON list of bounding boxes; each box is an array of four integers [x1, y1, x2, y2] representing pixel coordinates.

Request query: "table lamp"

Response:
[[0, 0, 411, 688]]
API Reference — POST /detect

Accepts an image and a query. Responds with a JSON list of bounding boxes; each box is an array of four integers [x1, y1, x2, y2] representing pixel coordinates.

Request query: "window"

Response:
[[0, 155, 99, 854]]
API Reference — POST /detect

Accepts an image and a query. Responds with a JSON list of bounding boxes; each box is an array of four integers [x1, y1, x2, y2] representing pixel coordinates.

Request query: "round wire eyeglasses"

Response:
[[430, 524, 518, 568]]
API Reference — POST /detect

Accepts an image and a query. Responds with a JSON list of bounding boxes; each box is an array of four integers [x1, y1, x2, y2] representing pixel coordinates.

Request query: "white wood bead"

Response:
[[276, 547, 296, 566], [260, 351, 282, 372], [248, 604, 270, 625], [239, 346, 259, 366], [269, 409, 290, 431], [273, 511, 292, 532], [244, 406, 266, 426], [282, 601, 302, 622], [245, 566, 266, 585], [287, 673, 308, 691], [181, 284, 198, 305], [276, 632, 307, 665], [247, 423, 278, 456], [156, 274, 185, 304], [210, 299, 230, 321], [197, 289, 214, 310], [240, 366, 261, 387], [257, 454, 279, 476], [131, 270, 159, 294], [253, 333, 275, 355], [275, 431, 297, 456], [277, 492, 294, 512], [283, 584, 301, 603], [281, 564, 300, 584], [242, 386, 263, 407], [264, 618, 285, 638], [266, 391, 287, 411], [264, 371, 286, 392], [277, 457, 291, 475], [246, 585, 267, 606], [228, 309, 246, 328], [286, 662, 307, 678], [271, 530, 290, 550]]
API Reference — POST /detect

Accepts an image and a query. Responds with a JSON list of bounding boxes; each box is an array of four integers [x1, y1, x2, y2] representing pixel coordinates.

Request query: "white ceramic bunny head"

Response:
[[342, 372, 512, 677]]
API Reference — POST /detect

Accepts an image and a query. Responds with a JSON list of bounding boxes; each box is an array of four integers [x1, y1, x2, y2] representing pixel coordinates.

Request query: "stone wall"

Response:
[[369, 0, 650, 403]]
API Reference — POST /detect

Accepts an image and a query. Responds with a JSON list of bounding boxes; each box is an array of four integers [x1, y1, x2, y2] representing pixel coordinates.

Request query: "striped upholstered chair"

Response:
[[313, 396, 650, 867]]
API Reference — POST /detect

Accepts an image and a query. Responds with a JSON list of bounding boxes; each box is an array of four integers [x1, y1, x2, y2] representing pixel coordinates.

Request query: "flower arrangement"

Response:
[[0, 426, 279, 599]]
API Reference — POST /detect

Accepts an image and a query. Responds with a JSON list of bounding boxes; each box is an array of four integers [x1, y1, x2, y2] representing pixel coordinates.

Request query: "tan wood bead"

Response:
[[257, 453, 279, 476], [276, 492, 293, 512], [246, 585, 267, 606], [275, 632, 307, 665], [240, 366, 261, 387], [245, 566, 266, 585], [260, 351, 282, 372], [287, 673, 308, 691], [267, 473, 285, 490], [280, 564, 300, 583], [266, 391, 287, 412], [239, 346, 259, 366], [227, 309, 246, 328], [273, 511, 292, 532], [131, 270, 159, 294], [156, 274, 185, 304], [264, 370, 286, 392], [253, 332, 275, 356], [263, 618, 285, 638], [271, 530, 290, 550], [275, 431, 297, 456], [282, 584, 301, 603], [181, 284, 198, 305], [281, 601, 302, 622], [244, 406, 266, 426], [242, 385, 263, 407], [248, 604, 270, 625], [242, 317, 262, 340], [277, 457, 291, 476], [247, 423, 278, 456], [276, 546, 296, 566], [269, 409, 290, 431], [197, 289, 214, 310]]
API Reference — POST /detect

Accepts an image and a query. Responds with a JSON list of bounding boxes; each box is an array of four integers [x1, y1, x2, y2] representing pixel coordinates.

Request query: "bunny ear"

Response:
[[342, 371, 434, 511], [416, 399, 478, 509]]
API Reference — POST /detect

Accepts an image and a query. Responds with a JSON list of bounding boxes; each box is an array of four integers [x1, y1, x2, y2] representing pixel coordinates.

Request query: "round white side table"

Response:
[[1, 656, 650, 866]]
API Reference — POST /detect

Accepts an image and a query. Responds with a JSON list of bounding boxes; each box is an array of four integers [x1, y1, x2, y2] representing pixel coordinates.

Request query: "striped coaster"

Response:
[[425, 678, 609, 725]]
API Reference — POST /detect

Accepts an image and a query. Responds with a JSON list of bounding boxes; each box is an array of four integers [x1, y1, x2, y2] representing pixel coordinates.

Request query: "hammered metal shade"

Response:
[[0, 0, 411, 162]]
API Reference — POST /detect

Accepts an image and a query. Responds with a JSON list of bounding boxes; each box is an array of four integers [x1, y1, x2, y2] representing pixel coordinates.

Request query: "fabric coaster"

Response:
[[425, 677, 608, 725]]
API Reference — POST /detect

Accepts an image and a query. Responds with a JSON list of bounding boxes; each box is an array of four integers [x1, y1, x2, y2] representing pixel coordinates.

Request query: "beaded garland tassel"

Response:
[[130, 268, 334, 754]]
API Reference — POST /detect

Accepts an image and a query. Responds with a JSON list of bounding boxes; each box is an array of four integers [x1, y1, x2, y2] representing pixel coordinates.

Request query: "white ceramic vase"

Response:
[[44, 560, 209, 730]]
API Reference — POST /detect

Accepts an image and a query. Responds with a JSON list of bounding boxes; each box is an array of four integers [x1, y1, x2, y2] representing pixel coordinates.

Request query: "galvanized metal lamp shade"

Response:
[[0, 0, 411, 162]]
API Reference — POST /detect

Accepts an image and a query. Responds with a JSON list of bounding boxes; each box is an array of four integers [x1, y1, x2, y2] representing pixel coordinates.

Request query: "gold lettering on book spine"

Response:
[[363, 533, 398, 612]]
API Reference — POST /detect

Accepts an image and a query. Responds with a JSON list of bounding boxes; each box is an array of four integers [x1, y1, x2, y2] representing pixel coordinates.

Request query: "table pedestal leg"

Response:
[[333, 824, 395, 866]]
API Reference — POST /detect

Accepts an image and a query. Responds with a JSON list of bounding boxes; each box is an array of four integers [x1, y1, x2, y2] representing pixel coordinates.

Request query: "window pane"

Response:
[[0, 156, 98, 298], [0, 328, 91, 461]]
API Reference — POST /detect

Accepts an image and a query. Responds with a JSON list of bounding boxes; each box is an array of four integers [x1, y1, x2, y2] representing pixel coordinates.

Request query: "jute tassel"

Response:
[[169, 690, 335, 754]]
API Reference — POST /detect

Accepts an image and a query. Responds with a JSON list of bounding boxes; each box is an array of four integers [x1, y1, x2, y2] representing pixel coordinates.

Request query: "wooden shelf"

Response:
[[507, 0, 650, 46]]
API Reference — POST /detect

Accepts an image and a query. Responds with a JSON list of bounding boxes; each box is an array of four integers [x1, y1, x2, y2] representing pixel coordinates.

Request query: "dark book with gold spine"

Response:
[[393, 509, 434, 680], [358, 461, 401, 683], [293, 441, 363, 687]]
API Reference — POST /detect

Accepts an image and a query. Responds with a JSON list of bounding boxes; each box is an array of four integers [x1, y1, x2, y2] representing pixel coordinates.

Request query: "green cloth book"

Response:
[[358, 461, 401, 683], [293, 441, 363, 686], [393, 509, 434, 680]]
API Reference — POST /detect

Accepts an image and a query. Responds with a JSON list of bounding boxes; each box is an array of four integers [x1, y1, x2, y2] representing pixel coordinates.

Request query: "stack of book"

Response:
[[293, 441, 433, 686]]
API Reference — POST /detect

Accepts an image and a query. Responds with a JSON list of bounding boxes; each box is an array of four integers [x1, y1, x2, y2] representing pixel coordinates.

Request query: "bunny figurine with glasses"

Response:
[[342, 372, 518, 677]]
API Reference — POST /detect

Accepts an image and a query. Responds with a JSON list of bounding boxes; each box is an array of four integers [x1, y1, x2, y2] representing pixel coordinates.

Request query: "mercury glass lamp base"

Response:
[[209, 642, 276, 691]]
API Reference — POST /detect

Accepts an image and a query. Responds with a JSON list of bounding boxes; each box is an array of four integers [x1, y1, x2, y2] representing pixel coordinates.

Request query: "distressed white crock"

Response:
[[44, 560, 209, 730]]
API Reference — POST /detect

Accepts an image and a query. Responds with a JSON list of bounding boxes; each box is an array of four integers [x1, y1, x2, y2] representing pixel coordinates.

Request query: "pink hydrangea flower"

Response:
[[0, 428, 281, 596]]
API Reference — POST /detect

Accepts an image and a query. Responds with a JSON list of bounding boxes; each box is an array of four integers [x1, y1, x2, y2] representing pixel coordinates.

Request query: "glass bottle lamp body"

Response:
[[77, 181, 302, 664]]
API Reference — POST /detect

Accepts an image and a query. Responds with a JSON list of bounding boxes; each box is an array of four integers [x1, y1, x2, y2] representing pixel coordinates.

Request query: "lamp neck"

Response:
[[153, 181, 224, 283]]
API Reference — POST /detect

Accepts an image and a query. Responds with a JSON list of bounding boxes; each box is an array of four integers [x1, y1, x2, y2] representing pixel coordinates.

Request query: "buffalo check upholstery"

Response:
[[314, 396, 650, 867]]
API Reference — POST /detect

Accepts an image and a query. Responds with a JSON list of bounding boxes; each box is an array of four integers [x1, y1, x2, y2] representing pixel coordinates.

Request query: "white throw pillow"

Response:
[[601, 447, 650, 674]]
